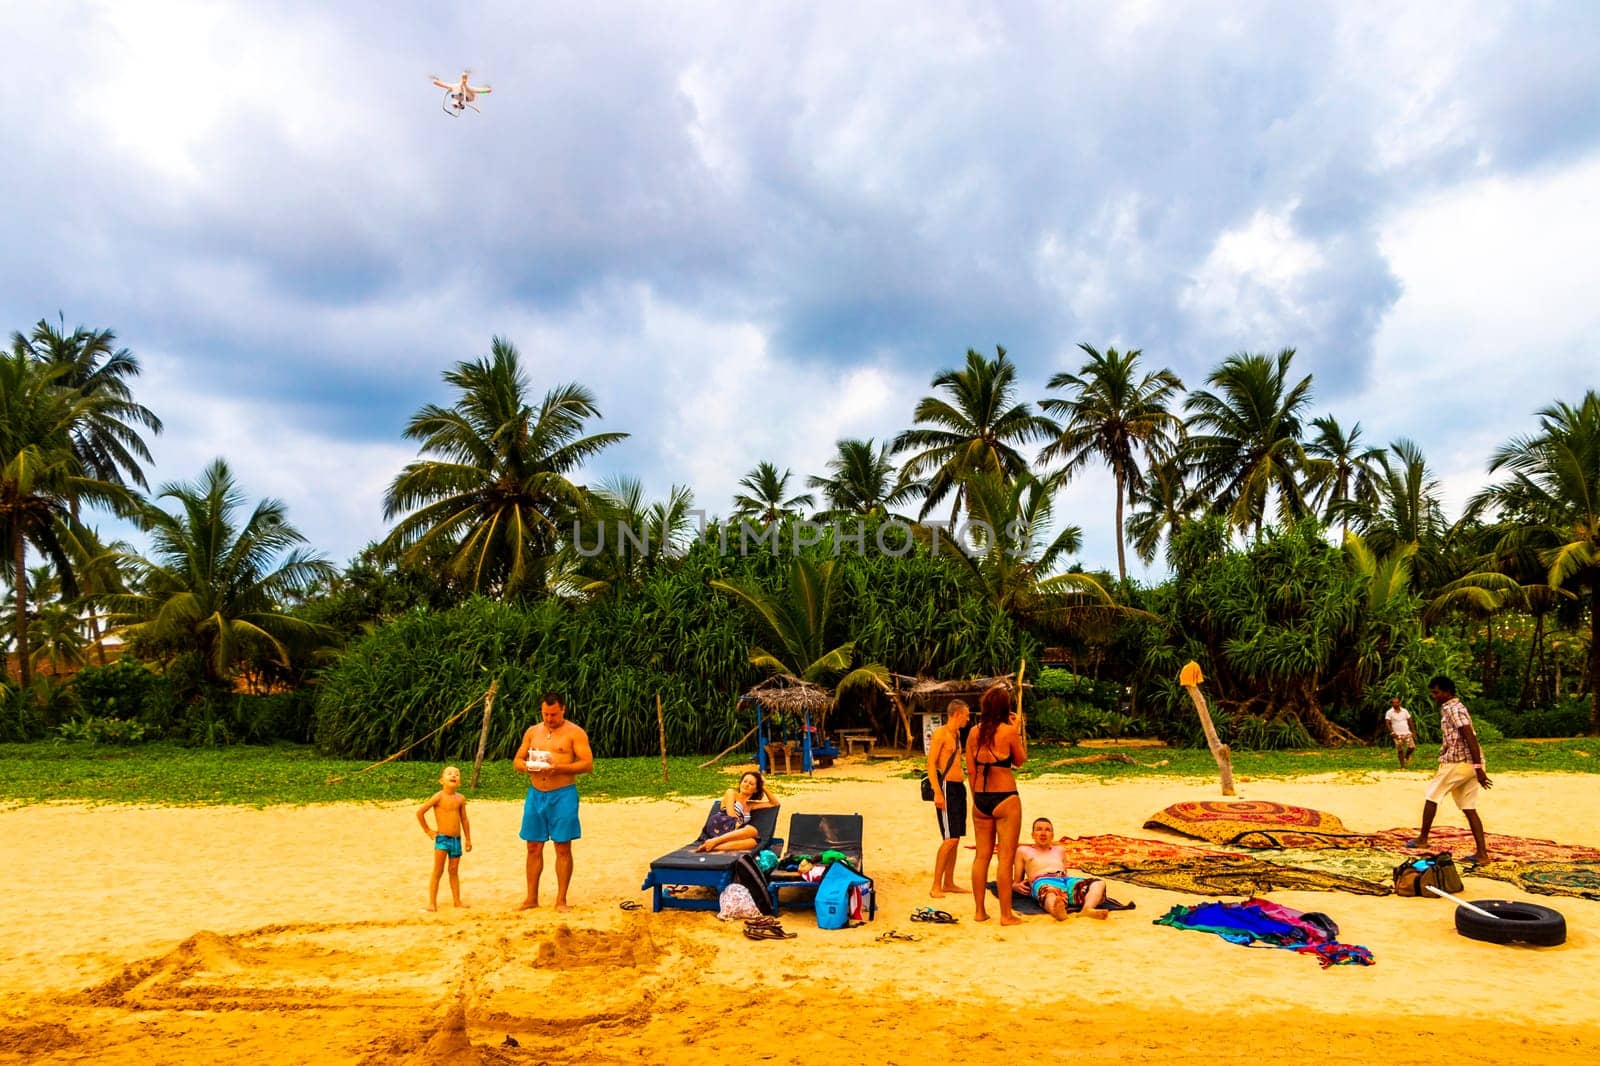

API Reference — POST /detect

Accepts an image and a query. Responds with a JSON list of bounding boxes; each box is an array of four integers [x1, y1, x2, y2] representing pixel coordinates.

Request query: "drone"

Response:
[[431, 71, 492, 116]]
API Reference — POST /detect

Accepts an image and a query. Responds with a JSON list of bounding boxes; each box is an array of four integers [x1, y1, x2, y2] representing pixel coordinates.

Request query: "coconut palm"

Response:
[[930, 469, 1117, 625], [104, 459, 335, 685], [1126, 456, 1199, 566], [567, 476, 696, 595], [0, 351, 136, 688], [1304, 415, 1383, 532], [1183, 349, 1314, 537], [892, 346, 1057, 525], [808, 438, 920, 520], [382, 338, 628, 599], [1038, 344, 1185, 582], [731, 461, 815, 527], [710, 555, 890, 731], [1473, 390, 1600, 734]]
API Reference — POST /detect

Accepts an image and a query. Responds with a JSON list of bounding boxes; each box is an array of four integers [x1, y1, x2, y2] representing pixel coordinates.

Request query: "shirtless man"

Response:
[[1012, 817, 1109, 920], [514, 692, 594, 912], [928, 699, 970, 898]]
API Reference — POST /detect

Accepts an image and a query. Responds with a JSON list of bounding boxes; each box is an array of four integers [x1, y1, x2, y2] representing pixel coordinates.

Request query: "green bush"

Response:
[[1033, 668, 1120, 711], [0, 683, 47, 741], [70, 660, 179, 732], [58, 715, 149, 745]]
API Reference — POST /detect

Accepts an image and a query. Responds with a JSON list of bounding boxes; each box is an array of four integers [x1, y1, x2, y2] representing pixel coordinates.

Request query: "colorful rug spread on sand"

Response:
[[1239, 847, 1401, 887], [1366, 827, 1600, 863], [1507, 860, 1600, 901], [1051, 834, 1392, 896], [1154, 898, 1374, 969], [1054, 834, 1233, 864], [1145, 801, 1372, 849]]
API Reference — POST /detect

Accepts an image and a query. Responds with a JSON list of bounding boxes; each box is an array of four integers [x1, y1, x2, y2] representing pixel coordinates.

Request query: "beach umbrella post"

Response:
[[1179, 661, 1235, 796]]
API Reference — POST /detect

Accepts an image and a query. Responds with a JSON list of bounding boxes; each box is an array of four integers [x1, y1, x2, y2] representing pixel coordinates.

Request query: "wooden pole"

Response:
[[699, 725, 759, 768], [656, 692, 669, 783], [1179, 662, 1235, 796], [1014, 659, 1028, 744], [470, 679, 500, 789]]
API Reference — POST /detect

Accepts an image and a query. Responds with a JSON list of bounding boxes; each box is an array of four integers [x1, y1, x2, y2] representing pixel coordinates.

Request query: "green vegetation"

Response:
[[2, 739, 1595, 808]]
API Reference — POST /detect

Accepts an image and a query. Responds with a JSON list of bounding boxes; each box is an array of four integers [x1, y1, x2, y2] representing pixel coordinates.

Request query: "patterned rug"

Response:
[[1079, 854, 1391, 897], [1054, 834, 1236, 864], [1509, 860, 1600, 901], [1145, 801, 1373, 849], [1367, 827, 1600, 863], [1242, 847, 1402, 886]]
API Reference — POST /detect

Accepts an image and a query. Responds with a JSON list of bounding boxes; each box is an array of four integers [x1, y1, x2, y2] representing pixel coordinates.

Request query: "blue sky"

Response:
[[4, 1, 1598, 577]]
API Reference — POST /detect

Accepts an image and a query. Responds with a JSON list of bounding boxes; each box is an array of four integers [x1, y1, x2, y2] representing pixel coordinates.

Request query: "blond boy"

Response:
[[417, 766, 473, 910]]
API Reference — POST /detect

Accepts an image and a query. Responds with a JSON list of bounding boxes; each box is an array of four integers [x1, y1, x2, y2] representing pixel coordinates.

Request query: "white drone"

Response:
[[431, 71, 492, 116]]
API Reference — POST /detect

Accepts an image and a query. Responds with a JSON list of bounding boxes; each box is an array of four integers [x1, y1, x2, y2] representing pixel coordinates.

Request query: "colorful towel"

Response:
[[1508, 860, 1600, 901], [984, 880, 1136, 915], [1145, 801, 1372, 849], [1155, 898, 1374, 969], [1082, 854, 1391, 897], [1054, 834, 1235, 864], [1367, 828, 1600, 863]]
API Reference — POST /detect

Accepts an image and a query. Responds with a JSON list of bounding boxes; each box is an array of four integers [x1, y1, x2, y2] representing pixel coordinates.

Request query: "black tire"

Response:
[[1455, 900, 1566, 947]]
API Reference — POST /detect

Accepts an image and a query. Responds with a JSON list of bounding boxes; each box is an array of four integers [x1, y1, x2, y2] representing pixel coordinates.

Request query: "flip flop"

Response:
[[875, 929, 919, 943], [744, 925, 797, 941], [618, 900, 642, 911], [744, 916, 783, 929], [1404, 838, 1428, 849], [911, 908, 958, 924]]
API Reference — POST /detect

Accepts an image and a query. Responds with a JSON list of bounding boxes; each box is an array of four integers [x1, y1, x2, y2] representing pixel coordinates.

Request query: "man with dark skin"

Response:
[[1407, 675, 1493, 864], [514, 693, 594, 912]]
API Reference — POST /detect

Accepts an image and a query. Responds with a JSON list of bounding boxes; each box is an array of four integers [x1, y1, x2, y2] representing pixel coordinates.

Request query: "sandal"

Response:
[[911, 907, 958, 924], [744, 916, 783, 929], [744, 925, 797, 941], [875, 929, 919, 943], [618, 900, 642, 911]]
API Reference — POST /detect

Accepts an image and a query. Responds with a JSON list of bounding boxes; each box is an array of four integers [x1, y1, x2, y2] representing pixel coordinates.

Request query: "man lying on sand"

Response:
[[1013, 816, 1110, 920]]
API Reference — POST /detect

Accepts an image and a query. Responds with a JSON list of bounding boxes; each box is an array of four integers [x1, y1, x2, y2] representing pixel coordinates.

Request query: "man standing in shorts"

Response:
[[515, 692, 594, 912], [928, 698, 970, 898], [1384, 697, 1416, 768], [1407, 675, 1493, 864]]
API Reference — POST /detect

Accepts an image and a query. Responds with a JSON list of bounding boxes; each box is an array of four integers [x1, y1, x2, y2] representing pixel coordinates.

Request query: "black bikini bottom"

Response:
[[972, 790, 1019, 817]]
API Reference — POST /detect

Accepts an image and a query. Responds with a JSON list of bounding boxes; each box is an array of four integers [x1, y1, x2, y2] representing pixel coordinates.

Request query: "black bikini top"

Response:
[[976, 750, 1014, 769]]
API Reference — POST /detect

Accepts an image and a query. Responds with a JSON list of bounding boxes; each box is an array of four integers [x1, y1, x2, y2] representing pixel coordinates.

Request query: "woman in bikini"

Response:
[[967, 683, 1026, 924], [693, 770, 779, 852]]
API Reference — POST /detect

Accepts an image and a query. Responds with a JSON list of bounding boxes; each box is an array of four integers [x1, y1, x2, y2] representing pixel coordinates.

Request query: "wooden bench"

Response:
[[765, 742, 796, 774], [841, 733, 877, 758]]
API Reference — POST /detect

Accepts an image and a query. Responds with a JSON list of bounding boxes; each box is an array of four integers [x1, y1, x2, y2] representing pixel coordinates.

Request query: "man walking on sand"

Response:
[[1407, 675, 1493, 865], [928, 698, 970, 898], [1384, 697, 1416, 769], [515, 692, 594, 912]]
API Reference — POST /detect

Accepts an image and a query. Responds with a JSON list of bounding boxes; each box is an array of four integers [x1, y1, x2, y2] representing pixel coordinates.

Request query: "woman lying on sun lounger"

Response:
[[1013, 817, 1110, 920], [694, 771, 779, 852]]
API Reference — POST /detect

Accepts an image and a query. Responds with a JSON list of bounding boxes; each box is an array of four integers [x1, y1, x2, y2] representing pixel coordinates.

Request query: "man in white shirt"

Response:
[[1384, 697, 1415, 769]]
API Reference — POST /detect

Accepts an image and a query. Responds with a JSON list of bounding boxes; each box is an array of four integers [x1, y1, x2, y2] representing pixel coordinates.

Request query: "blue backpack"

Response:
[[815, 861, 873, 930]]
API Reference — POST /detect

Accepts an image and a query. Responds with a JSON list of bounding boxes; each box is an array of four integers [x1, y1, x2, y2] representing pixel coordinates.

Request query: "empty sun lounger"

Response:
[[765, 812, 874, 920], [640, 802, 783, 913]]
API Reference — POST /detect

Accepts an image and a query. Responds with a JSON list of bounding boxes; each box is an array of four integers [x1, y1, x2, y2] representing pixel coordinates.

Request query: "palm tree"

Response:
[[567, 476, 696, 594], [1038, 343, 1185, 582], [930, 470, 1119, 626], [14, 319, 162, 662], [731, 461, 815, 527], [710, 555, 890, 732], [892, 346, 1057, 525], [0, 351, 136, 688], [13, 317, 162, 491], [105, 459, 335, 685], [1183, 349, 1315, 537], [1126, 456, 1199, 566], [382, 338, 628, 599], [808, 438, 920, 520], [1304, 415, 1383, 532], [1473, 390, 1600, 734]]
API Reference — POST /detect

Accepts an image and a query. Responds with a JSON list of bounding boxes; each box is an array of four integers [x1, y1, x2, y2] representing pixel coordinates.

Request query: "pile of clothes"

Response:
[[1154, 898, 1375, 969]]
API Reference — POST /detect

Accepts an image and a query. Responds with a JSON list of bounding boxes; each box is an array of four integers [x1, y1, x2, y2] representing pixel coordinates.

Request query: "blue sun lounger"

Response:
[[640, 802, 783, 913]]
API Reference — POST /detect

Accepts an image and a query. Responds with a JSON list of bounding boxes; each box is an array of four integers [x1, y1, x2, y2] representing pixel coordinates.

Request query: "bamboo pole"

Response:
[[1179, 661, 1235, 796], [656, 692, 669, 783], [469, 679, 500, 789], [1015, 659, 1027, 744]]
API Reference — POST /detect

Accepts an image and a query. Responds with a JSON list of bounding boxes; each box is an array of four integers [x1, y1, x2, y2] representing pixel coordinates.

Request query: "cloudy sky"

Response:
[[5, 1, 1598, 577]]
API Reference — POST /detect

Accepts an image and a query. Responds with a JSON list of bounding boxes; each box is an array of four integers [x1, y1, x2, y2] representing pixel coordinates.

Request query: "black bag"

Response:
[[920, 746, 959, 802], [1392, 853, 1465, 897]]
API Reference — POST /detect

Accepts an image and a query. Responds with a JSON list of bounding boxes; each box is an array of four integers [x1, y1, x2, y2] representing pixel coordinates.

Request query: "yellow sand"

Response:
[[3, 763, 1598, 1064]]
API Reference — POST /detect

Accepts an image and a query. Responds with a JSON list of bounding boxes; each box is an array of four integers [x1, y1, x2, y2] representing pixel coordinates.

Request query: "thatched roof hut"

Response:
[[898, 674, 1032, 713], [742, 675, 835, 718]]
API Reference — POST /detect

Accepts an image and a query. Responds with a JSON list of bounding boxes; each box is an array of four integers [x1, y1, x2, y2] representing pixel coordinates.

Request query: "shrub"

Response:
[[70, 660, 179, 731], [58, 716, 149, 745]]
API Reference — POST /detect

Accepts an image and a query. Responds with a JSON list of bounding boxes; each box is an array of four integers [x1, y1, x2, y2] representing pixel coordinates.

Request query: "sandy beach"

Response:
[[3, 761, 1598, 1065]]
